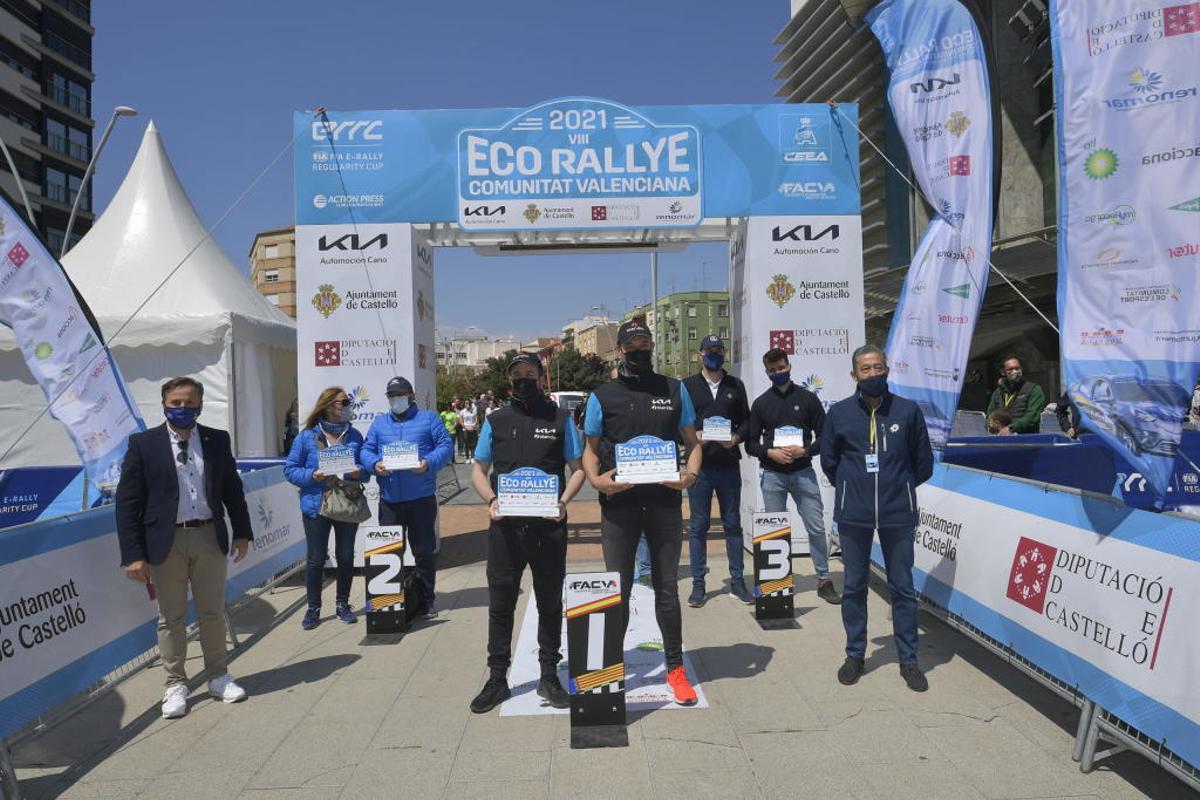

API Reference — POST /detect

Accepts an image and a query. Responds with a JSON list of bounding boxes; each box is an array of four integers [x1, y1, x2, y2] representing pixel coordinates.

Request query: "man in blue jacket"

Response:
[[820, 345, 934, 691], [360, 376, 455, 617]]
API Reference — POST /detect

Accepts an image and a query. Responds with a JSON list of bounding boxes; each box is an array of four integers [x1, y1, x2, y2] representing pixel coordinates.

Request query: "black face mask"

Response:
[[624, 349, 653, 376], [511, 377, 540, 403]]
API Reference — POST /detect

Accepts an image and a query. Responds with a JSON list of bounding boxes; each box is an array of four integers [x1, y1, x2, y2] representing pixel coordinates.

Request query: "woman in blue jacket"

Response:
[[284, 387, 368, 630]]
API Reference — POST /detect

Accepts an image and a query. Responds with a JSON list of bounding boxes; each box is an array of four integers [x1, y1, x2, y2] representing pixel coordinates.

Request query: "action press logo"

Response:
[[1006, 536, 1057, 614]]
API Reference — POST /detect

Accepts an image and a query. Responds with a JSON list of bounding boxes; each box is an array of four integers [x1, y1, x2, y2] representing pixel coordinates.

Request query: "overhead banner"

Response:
[[1050, 0, 1200, 501], [866, 0, 996, 445], [296, 99, 861, 229], [893, 464, 1200, 769], [740, 215, 865, 551], [0, 198, 143, 487]]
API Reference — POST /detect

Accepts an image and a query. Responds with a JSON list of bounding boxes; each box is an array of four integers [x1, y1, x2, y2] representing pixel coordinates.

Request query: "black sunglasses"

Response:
[[176, 439, 189, 465], [331, 399, 351, 407]]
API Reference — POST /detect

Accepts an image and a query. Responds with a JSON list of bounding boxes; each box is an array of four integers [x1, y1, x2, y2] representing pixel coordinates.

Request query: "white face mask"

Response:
[[389, 396, 411, 415]]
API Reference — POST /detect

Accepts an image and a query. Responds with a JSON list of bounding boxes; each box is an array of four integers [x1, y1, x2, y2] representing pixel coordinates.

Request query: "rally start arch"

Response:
[[293, 97, 864, 547]]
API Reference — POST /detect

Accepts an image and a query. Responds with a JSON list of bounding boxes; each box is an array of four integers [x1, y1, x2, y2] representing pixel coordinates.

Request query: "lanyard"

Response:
[[868, 406, 877, 454], [1004, 393, 1016, 408]]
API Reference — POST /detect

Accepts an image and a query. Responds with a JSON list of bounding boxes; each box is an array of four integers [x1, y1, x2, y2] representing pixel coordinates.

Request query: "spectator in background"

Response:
[[440, 403, 460, 463], [986, 356, 1046, 433], [459, 399, 480, 464], [1056, 392, 1084, 438], [282, 399, 299, 456], [986, 410, 1014, 436]]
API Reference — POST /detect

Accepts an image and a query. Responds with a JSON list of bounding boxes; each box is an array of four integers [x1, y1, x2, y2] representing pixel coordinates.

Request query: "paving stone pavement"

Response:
[[10, 532, 1193, 799]]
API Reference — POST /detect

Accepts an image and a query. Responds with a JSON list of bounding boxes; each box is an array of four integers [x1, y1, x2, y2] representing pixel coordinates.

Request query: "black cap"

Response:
[[386, 376, 413, 396], [508, 353, 545, 375], [699, 334, 724, 351], [617, 319, 652, 346]]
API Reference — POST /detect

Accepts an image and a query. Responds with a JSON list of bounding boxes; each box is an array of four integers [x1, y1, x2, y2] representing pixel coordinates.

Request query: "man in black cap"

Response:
[[360, 376, 455, 617], [681, 334, 752, 607], [582, 319, 704, 705], [467, 353, 586, 713]]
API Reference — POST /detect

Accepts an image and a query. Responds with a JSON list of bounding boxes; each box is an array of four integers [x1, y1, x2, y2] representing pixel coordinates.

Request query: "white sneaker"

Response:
[[162, 684, 189, 719], [208, 674, 247, 703]]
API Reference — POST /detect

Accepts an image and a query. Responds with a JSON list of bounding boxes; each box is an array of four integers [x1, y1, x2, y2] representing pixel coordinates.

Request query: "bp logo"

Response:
[[523, 203, 541, 224], [945, 111, 970, 137], [799, 374, 823, 395], [1128, 67, 1163, 94], [766, 274, 795, 308], [1084, 148, 1119, 180], [311, 284, 341, 318], [1005, 536, 1058, 614], [34, 342, 53, 360]]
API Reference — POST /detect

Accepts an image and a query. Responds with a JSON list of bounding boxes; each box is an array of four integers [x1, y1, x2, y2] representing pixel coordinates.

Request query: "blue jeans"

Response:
[[302, 514, 358, 609], [687, 465, 744, 582], [839, 524, 918, 664], [379, 495, 439, 601], [633, 536, 652, 580], [760, 467, 829, 579]]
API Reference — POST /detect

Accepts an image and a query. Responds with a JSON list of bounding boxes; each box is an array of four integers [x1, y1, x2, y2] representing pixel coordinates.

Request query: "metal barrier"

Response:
[[872, 564, 1200, 793], [0, 558, 304, 800]]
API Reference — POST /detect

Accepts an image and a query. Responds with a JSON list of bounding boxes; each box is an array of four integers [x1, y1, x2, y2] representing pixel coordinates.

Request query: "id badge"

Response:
[[865, 454, 880, 473]]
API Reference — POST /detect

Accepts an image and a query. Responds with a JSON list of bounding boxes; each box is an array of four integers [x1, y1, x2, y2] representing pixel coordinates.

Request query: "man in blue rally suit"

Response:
[[360, 376, 455, 618], [820, 344, 934, 692]]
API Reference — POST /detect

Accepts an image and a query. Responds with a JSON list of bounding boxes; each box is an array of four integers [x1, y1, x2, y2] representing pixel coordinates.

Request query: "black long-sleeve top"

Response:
[[745, 383, 826, 473]]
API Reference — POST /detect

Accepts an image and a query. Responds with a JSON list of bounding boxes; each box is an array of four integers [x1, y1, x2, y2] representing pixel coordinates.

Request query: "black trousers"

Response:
[[486, 518, 568, 677], [600, 492, 684, 669]]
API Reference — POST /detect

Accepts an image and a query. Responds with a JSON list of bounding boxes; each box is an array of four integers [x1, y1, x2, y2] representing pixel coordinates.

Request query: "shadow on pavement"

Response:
[[690, 643, 775, 682], [237, 653, 361, 696], [434, 585, 491, 611]]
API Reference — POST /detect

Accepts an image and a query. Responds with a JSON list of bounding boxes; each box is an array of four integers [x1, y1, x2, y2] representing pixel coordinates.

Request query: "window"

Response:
[[48, 73, 89, 115], [68, 127, 89, 161], [719, 328, 729, 340], [47, 121, 90, 161], [265, 293, 280, 306], [68, 174, 89, 210], [263, 269, 279, 284], [45, 227, 65, 253], [717, 304, 728, 317], [687, 305, 697, 317], [46, 118, 67, 154], [688, 329, 698, 341], [263, 243, 279, 258], [44, 168, 67, 203]]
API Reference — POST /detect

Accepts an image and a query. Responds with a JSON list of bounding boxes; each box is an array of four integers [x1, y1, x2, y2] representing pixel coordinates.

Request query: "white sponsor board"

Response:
[[0, 468, 303, 739], [739, 216, 865, 552], [499, 583, 709, 716], [912, 474, 1200, 731]]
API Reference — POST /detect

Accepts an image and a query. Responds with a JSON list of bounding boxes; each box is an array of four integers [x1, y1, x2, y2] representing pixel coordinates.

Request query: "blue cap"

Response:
[[699, 334, 724, 351]]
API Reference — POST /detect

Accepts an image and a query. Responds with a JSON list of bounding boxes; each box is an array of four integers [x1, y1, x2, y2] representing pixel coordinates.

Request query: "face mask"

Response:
[[511, 377, 540, 403], [1004, 371, 1023, 386], [334, 405, 353, 424], [769, 370, 791, 387], [164, 406, 201, 429], [702, 353, 725, 371], [858, 374, 889, 398], [389, 396, 411, 415], [320, 419, 349, 437], [624, 349, 653, 375]]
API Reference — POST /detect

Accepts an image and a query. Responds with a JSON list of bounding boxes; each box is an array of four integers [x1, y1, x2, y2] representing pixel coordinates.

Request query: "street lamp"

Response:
[[62, 105, 138, 257]]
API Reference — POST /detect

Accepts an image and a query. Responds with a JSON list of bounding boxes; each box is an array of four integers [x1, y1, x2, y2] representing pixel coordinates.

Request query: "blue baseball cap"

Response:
[[699, 335, 724, 351]]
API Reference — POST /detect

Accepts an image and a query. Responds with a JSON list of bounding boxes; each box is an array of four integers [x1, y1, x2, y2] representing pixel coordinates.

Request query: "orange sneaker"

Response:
[[666, 666, 698, 706]]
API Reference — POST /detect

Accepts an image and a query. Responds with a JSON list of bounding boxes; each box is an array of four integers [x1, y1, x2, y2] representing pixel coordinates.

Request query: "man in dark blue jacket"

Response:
[[820, 345, 934, 691], [360, 376, 455, 617]]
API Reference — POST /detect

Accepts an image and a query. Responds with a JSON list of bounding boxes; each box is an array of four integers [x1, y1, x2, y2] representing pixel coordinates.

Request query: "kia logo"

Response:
[[771, 224, 840, 242], [318, 234, 388, 251], [464, 205, 506, 217], [910, 73, 961, 93]]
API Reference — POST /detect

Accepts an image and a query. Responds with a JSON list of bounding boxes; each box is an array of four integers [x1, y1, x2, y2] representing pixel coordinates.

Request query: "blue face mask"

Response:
[[858, 373, 889, 398], [769, 371, 791, 387], [319, 419, 349, 437], [702, 353, 725, 371], [164, 406, 201, 429]]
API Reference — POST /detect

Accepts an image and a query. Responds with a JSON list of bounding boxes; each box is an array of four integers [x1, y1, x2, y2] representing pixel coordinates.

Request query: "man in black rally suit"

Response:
[[681, 334, 753, 608], [468, 354, 586, 714], [582, 319, 705, 706]]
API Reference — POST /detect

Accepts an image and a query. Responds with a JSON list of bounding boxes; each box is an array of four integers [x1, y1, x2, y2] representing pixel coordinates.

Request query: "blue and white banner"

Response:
[[867, 0, 996, 445], [1050, 0, 1200, 502], [296, 99, 861, 227], [0, 198, 143, 487]]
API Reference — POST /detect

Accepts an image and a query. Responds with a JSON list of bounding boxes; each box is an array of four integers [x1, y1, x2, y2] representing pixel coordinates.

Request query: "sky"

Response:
[[91, 0, 789, 340]]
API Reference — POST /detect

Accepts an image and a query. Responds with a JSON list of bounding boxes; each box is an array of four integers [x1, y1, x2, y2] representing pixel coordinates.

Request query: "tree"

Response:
[[548, 348, 610, 393], [476, 349, 522, 400], [436, 366, 475, 408]]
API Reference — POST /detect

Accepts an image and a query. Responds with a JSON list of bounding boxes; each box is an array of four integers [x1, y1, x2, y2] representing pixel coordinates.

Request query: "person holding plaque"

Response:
[[467, 354, 586, 713], [681, 334, 752, 607], [360, 376, 455, 618], [284, 387, 368, 630], [746, 347, 841, 605], [582, 320, 703, 706]]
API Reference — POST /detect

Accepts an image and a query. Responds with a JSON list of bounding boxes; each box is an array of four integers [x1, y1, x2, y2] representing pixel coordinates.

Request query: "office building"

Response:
[[248, 225, 297, 318], [624, 290, 730, 379]]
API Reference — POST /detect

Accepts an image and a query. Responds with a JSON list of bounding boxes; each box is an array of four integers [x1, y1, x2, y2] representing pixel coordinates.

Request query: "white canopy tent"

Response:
[[0, 121, 296, 467]]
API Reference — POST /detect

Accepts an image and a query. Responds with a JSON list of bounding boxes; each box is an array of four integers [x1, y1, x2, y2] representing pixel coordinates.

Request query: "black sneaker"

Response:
[[817, 580, 842, 605], [687, 582, 705, 608], [335, 600, 357, 624], [469, 676, 511, 714], [301, 607, 321, 631], [536, 675, 570, 708], [729, 580, 754, 605], [900, 662, 928, 692], [837, 656, 865, 686]]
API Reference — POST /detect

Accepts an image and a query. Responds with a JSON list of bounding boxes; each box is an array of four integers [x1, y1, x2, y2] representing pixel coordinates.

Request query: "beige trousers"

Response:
[[148, 523, 229, 686]]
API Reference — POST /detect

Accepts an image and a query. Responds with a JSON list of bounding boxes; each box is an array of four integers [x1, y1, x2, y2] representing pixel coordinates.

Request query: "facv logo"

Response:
[[318, 233, 388, 251], [463, 205, 506, 217], [312, 120, 383, 142], [569, 580, 617, 591], [910, 73, 961, 93], [771, 224, 840, 242]]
